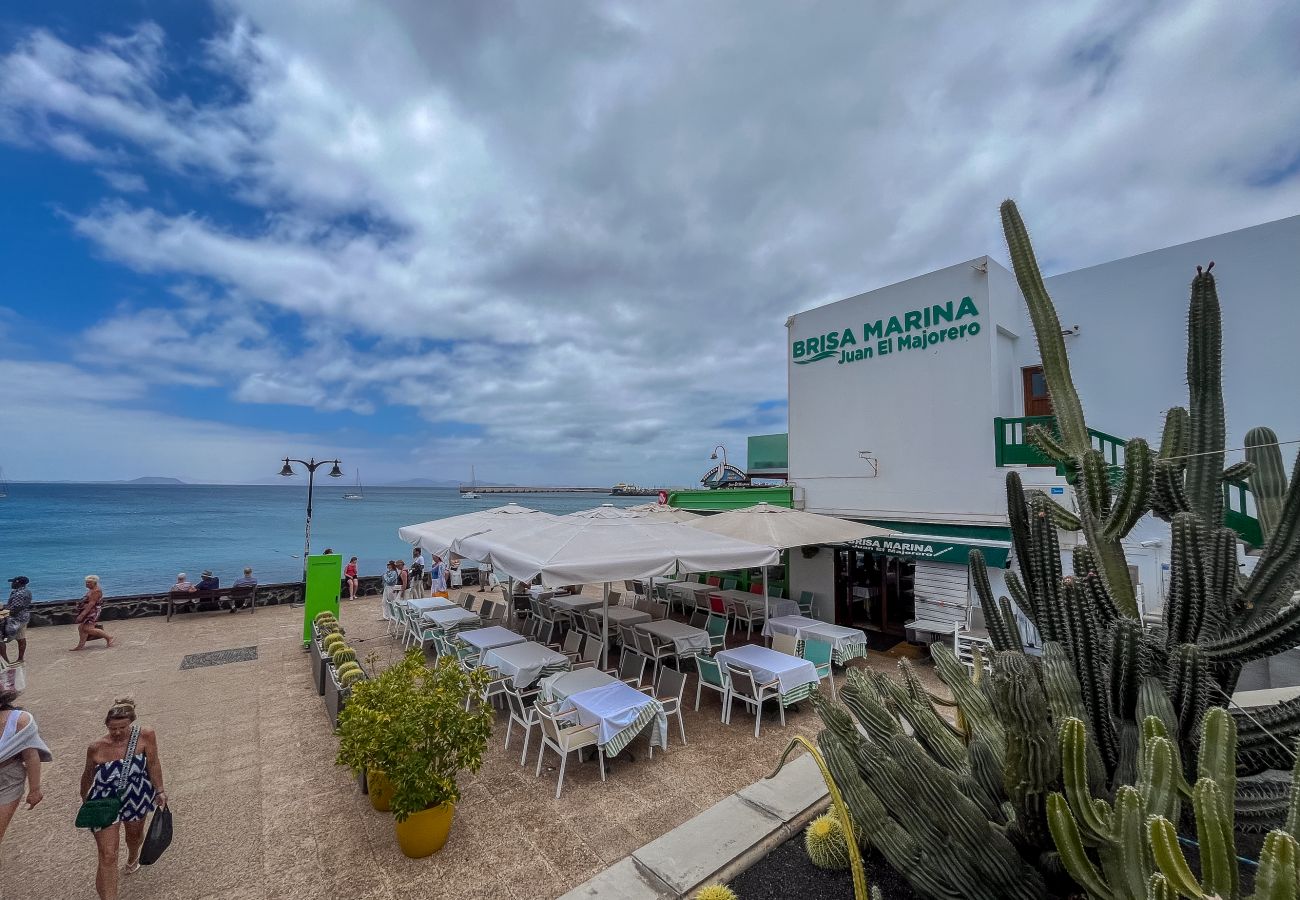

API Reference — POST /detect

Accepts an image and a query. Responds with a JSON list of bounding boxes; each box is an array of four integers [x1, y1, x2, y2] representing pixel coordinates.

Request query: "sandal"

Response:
[[125, 861, 141, 874]]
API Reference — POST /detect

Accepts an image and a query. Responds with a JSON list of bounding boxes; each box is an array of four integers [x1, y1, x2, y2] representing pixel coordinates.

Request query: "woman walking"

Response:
[[0, 690, 49, 846], [71, 575, 113, 651], [344, 557, 359, 601], [81, 697, 166, 899]]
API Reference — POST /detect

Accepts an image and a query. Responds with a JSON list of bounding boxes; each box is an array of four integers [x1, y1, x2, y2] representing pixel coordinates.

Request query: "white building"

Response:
[[784, 213, 1300, 644]]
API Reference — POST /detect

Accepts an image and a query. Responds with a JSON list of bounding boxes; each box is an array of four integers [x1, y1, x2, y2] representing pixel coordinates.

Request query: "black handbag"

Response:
[[139, 805, 173, 865]]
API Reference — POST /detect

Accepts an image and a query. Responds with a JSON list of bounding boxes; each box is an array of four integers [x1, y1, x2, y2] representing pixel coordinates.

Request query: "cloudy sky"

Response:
[[1, 1, 1298, 485]]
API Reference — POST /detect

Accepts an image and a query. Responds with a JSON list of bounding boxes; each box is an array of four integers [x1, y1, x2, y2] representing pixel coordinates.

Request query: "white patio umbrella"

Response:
[[396, 503, 557, 558], [457, 516, 779, 666], [686, 502, 896, 622], [564, 504, 701, 615]]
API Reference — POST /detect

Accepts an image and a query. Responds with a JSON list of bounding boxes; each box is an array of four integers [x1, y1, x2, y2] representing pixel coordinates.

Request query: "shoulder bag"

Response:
[[75, 725, 140, 829]]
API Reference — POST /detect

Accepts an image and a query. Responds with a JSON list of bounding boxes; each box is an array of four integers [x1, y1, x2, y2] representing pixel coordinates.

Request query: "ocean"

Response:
[[0, 484, 643, 603]]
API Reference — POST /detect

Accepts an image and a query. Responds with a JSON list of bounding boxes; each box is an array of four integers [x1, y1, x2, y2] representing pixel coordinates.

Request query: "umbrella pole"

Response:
[[763, 566, 770, 644], [602, 582, 610, 669]]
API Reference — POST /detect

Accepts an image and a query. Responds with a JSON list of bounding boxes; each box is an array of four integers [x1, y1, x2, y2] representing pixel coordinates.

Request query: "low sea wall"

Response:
[[26, 575, 386, 627]]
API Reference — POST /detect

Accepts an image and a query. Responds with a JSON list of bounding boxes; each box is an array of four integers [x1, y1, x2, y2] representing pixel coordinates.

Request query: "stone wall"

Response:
[[27, 575, 385, 627]]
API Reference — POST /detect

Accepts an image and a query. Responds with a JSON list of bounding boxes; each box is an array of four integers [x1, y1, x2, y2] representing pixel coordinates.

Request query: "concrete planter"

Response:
[[310, 638, 328, 696]]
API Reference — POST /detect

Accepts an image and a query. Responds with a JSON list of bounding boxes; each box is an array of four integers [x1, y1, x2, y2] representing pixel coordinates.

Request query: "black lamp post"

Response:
[[280, 457, 343, 592]]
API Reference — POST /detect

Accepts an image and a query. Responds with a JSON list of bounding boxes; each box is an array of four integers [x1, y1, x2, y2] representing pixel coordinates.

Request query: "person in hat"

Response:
[[195, 570, 219, 591], [1, 577, 33, 665]]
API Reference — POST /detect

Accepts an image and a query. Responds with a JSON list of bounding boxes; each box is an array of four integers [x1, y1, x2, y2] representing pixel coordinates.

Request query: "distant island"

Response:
[[123, 476, 186, 485]]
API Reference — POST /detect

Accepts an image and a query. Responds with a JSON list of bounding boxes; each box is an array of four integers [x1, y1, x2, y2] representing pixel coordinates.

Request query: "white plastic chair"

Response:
[[504, 683, 544, 766], [771, 632, 799, 657], [724, 663, 783, 737], [642, 665, 687, 746], [535, 705, 605, 799]]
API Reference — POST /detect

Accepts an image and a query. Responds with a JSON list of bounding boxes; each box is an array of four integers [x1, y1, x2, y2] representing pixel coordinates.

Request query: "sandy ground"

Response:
[[0, 590, 948, 899]]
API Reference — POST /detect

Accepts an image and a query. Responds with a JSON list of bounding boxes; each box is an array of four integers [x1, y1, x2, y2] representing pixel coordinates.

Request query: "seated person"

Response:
[[228, 567, 257, 611], [196, 570, 220, 591], [171, 572, 197, 608]]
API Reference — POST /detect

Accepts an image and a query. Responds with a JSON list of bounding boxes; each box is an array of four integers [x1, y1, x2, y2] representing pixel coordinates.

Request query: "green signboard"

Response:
[[849, 535, 1010, 568], [303, 553, 342, 643], [791, 295, 981, 367]]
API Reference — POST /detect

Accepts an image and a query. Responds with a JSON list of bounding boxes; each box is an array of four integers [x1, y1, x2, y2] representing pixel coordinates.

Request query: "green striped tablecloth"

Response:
[[561, 681, 668, 757], [795, 638, 869, 666], [777, 681, 817, 707]]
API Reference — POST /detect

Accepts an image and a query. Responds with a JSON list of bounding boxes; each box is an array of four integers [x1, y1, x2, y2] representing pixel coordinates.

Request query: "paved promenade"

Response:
[[0, 593, 943, 899]]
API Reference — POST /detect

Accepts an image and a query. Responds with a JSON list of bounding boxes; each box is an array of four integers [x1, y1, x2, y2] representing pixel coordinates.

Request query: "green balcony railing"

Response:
[[993, 416, 1263, 546]]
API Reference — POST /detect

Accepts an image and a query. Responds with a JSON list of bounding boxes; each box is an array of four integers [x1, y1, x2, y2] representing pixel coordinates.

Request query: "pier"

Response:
[[460, 485, 670, 496]]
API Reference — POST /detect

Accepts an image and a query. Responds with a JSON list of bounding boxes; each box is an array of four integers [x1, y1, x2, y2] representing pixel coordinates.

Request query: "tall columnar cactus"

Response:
[[987, 201, 1300, 784]]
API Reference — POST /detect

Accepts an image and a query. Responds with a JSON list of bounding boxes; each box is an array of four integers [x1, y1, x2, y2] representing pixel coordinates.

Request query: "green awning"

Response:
[[848, 528, 1011, 568]]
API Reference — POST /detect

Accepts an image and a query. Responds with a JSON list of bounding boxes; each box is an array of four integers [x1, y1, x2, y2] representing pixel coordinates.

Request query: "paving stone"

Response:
[[632, 795, 783, 895], [555, 858, 672, 900], [734, 751, 828, 822]]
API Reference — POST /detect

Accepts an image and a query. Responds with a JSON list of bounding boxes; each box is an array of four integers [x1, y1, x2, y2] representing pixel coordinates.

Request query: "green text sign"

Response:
[[303, 554, 342, 643], [792, 296, 981, 367], [849, 536, 1009, 568]]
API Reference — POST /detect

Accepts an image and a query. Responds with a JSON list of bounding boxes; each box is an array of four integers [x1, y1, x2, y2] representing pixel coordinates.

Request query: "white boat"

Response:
[[463, 465, 479, 499], [343, 469, 364, 500], [0, 466, 7, 499]]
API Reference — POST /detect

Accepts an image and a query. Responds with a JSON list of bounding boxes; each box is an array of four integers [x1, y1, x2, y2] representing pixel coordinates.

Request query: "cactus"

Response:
[[693, 886, 738, 900], [989, 200, 1300, 789], [314, 610, 337, 624], [805, 812, 851, 870], [331, 646, 357, 666], [340, 668, 366, 688]]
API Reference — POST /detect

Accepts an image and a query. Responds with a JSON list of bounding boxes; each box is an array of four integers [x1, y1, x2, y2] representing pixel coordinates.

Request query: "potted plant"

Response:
[[337, 649, 491, 856]]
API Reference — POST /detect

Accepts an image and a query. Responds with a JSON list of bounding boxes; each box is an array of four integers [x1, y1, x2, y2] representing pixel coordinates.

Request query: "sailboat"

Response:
[[342, 469, 364, 500], [462, 465, 479, 499], [0, 467, 7, 500]]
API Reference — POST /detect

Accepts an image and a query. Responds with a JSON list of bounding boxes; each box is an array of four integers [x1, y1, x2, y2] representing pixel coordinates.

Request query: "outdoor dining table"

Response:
[[598, 606, 652, 628], [715, 644, 820, 704], [665, 581, 713, 605], [456, 625, 527, 654], [548, 594, 604, 613], [762, 615, 870, 664], [712, 589, 799, 619], [405, 596, 458, 612], [539, 667, 619, 703], [560, 681, 668, 757], [421, 607, 481, 633], [635, 620, 710, 656], [528, 585, 572, 599], [481, 640, 571, 688]]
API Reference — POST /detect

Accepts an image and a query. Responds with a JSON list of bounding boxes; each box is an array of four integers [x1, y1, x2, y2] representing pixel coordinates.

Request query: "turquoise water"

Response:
[[0, 484, 641, 602]]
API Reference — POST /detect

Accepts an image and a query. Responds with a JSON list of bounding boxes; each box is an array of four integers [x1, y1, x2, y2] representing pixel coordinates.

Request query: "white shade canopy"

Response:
[[567, 503, 700, 522], [455, 516, 780, 587], [686, 502, 895, 550], [396, 503, 558, 557]]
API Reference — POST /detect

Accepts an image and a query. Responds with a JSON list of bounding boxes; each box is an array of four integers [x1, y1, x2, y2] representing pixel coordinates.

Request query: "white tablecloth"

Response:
[[549, 595, 603, 613], [406, 596, 458, 612], [528, 585, 573, 599], [715, 645, 819, 695], [636, 621, 710, 655], [540, 667, 618, 703], [457, 626, 527, 652], [599, 607, 651, 627], [665, 582, 713, 602], [482, 641, 570, 688], [564, 681, 667, 754], [763, 616, 868, 649], [714, 590, 798, 619], [421, 607, 480, 629]]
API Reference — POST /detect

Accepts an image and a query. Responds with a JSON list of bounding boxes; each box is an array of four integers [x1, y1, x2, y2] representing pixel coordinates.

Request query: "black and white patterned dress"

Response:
[[87, 753, 156, 829]]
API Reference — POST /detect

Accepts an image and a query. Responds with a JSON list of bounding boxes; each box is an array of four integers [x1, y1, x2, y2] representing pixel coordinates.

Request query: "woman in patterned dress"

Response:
[[80, 697, 166, 900], [69, 575, 114, 651]]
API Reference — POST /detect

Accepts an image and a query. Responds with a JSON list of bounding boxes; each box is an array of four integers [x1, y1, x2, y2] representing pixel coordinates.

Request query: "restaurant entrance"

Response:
[[833, 547, 914, 636]]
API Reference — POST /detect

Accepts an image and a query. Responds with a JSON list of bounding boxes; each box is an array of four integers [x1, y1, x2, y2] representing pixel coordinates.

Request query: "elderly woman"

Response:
[[0, 689, 49, 847], [81, 697, 165, 898], [71, 575, 113, 651]]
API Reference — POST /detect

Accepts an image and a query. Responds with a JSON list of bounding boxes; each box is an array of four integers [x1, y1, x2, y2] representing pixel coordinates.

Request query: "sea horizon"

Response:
[[0, 483, 645, 603]]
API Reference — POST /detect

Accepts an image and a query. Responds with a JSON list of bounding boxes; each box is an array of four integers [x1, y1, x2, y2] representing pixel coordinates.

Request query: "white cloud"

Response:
[[2, 1, 1300, 482]]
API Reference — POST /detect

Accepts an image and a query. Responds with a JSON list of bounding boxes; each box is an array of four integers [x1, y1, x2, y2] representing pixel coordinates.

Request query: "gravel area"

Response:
[[729, 832, 918, 900]]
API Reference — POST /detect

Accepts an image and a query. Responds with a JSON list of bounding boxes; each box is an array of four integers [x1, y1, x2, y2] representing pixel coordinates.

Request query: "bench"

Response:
[[167, 586, 258, 621]]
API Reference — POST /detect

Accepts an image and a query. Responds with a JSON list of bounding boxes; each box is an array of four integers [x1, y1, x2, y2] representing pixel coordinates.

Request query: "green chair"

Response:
[[705, 613, 728, 652], [720, 577, 738, 591], [797, 591, 815, 616], [693, 654, 730, 721], [802, 638, 836, 700]]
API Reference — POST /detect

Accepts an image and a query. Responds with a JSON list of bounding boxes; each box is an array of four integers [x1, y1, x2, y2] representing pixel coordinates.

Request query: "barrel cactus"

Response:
[[323, 632, 346, 652], [804, 812, 850, 870], [340, 668, 366, 688], [314, 610, 337, 625], [694, 886, 737, 900], [331, 646, 356, 666]]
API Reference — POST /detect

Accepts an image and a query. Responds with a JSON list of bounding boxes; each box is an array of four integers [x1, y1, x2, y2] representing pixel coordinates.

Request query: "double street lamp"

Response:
[[280, 457, 343, 591]]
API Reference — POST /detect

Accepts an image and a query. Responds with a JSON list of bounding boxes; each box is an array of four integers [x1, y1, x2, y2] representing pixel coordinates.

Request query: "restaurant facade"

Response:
[[781, 213, 1300, 645]]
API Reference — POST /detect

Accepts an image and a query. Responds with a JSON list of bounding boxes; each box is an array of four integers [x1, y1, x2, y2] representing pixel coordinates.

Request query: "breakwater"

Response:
[[26, 575, 386, 627]]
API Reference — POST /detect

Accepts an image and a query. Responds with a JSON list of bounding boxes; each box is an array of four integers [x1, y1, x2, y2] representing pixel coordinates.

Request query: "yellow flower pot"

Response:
[[393, 802, 456, 858], [367, 768, 394, 812]]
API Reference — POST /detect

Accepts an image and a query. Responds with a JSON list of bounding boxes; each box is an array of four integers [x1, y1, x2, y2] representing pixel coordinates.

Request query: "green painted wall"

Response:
[[668, 486, 794, 510]]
